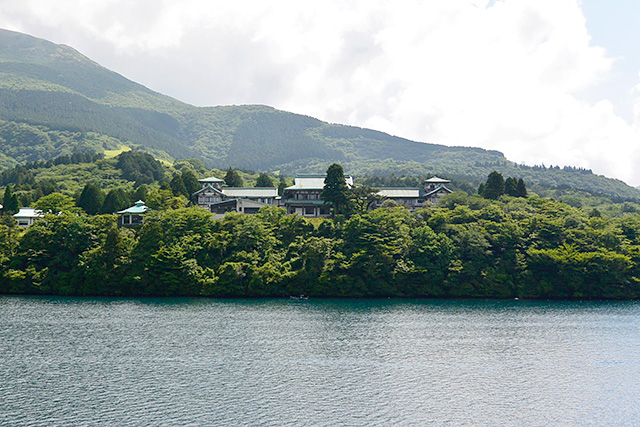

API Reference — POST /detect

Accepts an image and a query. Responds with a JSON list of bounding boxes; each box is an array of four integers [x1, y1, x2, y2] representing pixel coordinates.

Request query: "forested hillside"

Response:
[[1, 28, 639, 201]]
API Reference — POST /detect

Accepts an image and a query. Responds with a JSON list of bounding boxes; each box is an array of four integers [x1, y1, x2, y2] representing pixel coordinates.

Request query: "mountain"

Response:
[[0, 28, 639, 201]]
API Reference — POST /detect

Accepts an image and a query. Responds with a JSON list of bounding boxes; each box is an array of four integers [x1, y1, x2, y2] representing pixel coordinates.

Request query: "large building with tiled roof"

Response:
[[193, 173, 452, 218], [281, 174, 353, 217], [193, 177, 279, 215]]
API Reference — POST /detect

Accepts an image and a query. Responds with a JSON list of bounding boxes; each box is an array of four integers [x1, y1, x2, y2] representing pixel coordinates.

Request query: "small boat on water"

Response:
[[289, 295, 309, 300]]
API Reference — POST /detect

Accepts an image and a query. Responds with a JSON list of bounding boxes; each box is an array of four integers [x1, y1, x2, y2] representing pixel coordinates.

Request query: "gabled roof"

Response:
[[424, 185, 453, 197], [222, 187, 278, 198], [117, 200, 148, 215], [285, 174, 354, 191], [14, 208, 44, 218], [193, 183, 225, 197], [198, 176, 225, 184]]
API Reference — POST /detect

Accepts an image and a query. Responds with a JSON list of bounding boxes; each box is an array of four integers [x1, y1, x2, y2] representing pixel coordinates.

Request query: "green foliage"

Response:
[[3, 185, 19, 214], [224, 167, 244, 187], [170, 173, 188, 198], [517, 178, 527, 198], [34, 192, 77, 213], [505, 177, 518, 197], [322, 163, 353, 216], [116, 151, 164, 186], [350, 185, 382, 213], [77, 183, 105, 215], [101, 189, 130, 214], [181, 170, 200, 197], [483, 171, 505, 199], [256, 173, 275, 187], [481, 171, 527, 200], [3, 196, 640, 299]]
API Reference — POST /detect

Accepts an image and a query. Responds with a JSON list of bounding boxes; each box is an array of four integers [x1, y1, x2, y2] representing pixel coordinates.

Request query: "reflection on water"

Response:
[[1, 297, 639, 426]]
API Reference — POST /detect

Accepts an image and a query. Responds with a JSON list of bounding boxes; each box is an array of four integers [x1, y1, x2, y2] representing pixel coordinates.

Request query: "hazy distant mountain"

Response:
[[0, 28, 639, 200]]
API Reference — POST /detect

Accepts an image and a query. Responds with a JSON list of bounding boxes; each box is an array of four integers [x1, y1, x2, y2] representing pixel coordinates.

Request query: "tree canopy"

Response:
[[77, 183, 105, 215], [322, 164, 353, 216], [224, 168, 244, 187]]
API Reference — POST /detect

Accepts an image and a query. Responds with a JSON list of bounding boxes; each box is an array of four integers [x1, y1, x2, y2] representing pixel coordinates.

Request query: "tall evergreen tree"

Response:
[[322, 163, 352, 216], [101, 189, 130, 214], [132, 184, 148, 202], [77, 183, 105, 215], [3, 185, 19, 214], [517, 178, 528, 198], [504, 177, 519, 197], [224, 168, 244, 187], [181, 170, 200, 197], [170, 174, 188, 198], [482, 171, 505, 200]]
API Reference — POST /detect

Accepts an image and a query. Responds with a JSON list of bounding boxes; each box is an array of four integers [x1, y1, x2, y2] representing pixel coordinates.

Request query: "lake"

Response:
[[1, 297, 639, 426]]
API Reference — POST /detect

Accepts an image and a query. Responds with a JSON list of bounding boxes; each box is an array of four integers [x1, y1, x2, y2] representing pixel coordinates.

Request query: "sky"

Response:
[[1, 0, 640, 185]]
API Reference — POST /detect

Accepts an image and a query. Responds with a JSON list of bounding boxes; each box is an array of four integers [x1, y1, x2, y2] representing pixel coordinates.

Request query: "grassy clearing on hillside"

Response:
[[104, 145, 131, 159]]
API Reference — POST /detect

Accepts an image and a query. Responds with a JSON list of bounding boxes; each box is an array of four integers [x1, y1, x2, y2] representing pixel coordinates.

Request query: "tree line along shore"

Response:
[[1, 180, 640, 299]]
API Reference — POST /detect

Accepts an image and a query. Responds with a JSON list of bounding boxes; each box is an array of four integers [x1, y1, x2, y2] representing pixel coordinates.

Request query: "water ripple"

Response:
[[1, 297, 639, 426]]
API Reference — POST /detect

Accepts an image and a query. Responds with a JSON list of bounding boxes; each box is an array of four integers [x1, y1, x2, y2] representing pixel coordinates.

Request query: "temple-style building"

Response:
[[193, 177, 279, 216], [192, 174, 452, 218], [281, 174, 353, 217]]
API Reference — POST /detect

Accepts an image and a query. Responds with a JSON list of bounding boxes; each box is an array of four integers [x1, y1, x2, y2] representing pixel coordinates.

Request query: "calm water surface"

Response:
[[1, 297, 639, 426]]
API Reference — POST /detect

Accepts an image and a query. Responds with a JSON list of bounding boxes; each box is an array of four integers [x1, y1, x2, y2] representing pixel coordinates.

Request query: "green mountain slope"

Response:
[[1, 28, 639, 201]]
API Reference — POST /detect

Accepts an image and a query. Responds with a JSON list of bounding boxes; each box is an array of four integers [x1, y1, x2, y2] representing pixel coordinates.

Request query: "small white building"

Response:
[[13, 208, 44, 227]]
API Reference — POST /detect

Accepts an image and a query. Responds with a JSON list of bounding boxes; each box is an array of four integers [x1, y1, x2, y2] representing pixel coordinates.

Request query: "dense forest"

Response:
[[1, 181, 640, 299]]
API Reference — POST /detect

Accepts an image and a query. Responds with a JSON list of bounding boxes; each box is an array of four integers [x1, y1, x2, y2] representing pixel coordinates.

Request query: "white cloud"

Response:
[[1, 0, 640, 184]]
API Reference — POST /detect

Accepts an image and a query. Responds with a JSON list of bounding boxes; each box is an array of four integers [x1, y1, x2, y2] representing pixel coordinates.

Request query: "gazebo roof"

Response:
[[117, 200, 148, 215]]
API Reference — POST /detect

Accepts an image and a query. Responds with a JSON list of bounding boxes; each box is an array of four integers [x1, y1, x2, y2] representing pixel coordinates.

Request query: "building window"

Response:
[[304, 207, 315, 216]]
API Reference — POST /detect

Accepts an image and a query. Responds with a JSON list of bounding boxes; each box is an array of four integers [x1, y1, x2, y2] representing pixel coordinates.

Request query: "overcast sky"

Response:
[[2, 0, 640, 185]]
